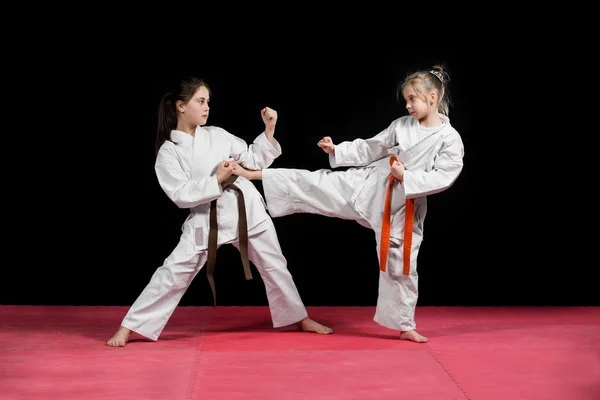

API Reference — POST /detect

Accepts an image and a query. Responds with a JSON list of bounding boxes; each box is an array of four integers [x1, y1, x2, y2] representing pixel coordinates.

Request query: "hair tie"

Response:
[[429, 70, 443, 82]]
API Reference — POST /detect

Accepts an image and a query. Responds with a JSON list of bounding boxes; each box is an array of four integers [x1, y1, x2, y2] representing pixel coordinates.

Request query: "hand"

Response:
[[231, 163, 249, 179], [317, 136, 335, 154], [390, 159, 405, 182], [216, 160, 238, 183], [261, 107, 278, 131], [232, 164, 261, 180]]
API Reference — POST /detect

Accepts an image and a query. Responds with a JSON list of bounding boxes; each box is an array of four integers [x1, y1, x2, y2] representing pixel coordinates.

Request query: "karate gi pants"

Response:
[[263, 168, 421, 332], [121, 216, 308, 341]]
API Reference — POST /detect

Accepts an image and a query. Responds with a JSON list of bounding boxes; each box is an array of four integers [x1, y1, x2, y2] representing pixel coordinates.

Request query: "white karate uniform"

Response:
[[121, 126, 308, 341], [262, 115, 464, 332]]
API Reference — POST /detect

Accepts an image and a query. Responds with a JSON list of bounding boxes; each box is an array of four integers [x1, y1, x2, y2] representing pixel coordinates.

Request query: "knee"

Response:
[[155, 265, 197, 290]]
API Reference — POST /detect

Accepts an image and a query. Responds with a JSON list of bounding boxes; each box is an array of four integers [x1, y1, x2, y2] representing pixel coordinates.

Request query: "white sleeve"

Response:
[[403, 131, 464, 199], [329, 120, 398, 168], [155, 145, 222, 209], [226, 130, 282, 170]]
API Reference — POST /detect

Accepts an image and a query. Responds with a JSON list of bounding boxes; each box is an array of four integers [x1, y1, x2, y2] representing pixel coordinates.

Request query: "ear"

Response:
[[176, 100, 185, 113], [428, 91, 438, 106]]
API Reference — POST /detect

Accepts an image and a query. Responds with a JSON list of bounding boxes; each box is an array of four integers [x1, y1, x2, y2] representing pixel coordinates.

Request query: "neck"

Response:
[[419, 112, 442, 128], [177, 123, 196, 137]]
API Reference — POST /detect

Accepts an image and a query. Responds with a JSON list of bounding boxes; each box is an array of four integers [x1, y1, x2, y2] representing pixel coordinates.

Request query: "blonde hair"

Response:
[[399, 64, 452, 116]]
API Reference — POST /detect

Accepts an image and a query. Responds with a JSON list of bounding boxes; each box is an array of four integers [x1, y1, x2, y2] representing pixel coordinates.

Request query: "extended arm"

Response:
[[318, 120, 398, 168]]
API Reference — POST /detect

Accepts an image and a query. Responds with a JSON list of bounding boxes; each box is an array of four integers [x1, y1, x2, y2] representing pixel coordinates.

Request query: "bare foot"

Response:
[[400, 329, 428, 343], [106, 326, 131, 347], [298, 317, 334, 334]]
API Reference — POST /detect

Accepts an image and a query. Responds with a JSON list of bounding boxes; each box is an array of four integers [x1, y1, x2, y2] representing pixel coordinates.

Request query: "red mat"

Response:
[[1, 306, 598, 399]]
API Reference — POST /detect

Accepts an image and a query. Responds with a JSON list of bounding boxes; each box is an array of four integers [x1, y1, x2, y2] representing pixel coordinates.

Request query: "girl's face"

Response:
[[178, 86, 210, 126], [402, 83, 435, 122]]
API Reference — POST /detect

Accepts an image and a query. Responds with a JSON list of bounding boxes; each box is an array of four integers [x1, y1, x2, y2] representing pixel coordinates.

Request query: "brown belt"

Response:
[[206, 174, 252, 307]]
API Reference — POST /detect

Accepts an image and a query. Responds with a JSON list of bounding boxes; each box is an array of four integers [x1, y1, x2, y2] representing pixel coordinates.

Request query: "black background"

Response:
[[4, 14, 596, 308]]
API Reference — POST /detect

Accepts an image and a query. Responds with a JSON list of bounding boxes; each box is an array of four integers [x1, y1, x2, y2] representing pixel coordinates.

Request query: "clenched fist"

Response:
[[216, 160, 238, 183], [390, 158, 405, 183], [317, 136, 335, 154], [261, 107, 277, 128]]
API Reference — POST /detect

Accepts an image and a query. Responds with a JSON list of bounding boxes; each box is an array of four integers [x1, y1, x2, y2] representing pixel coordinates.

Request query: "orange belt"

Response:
[[379, 155, 414, 276]]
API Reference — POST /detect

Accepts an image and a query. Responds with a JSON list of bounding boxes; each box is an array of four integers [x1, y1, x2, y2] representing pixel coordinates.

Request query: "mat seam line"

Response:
[[425, 344, 472, 400], [184, 332, 205, 400]]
